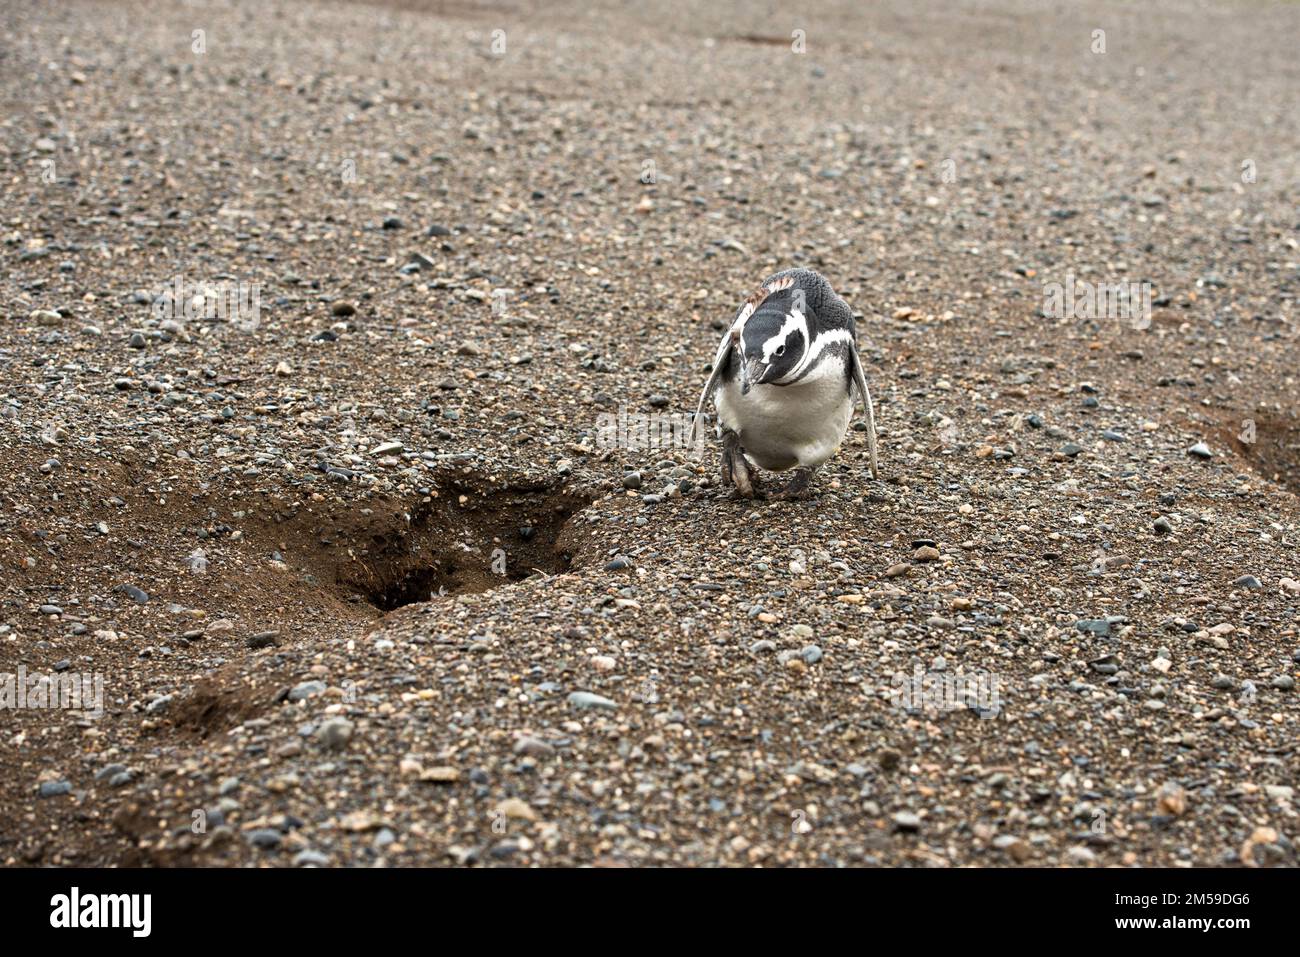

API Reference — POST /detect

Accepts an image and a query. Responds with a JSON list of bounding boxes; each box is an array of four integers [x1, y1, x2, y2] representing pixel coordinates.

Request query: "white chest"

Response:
[[715, 358, 854, 471]]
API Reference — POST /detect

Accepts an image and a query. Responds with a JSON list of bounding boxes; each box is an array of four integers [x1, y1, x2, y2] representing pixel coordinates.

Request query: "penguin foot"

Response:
[[721, 429, 755, 498], [770, 468, 815, 501]]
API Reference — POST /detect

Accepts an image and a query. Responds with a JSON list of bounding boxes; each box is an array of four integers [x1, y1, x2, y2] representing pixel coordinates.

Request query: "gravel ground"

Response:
[[2, 0, 1299, 868]]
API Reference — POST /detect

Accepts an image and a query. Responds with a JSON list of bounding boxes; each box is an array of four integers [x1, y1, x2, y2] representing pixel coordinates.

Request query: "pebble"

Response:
[[288, 680, 327, 701], [892, 811, 921, 832], [494, 798, 537, 822], [1187, 441, 1213, 460], [513, 736, 556, 757], [568, 691, 617, 711], [316, 717, 354, 749], [115, 584, 150, 603], [247, 829, 282, 849], [420, 766, 460, 783], [38, 781, 72, 798], [246, 631, 280, 649]]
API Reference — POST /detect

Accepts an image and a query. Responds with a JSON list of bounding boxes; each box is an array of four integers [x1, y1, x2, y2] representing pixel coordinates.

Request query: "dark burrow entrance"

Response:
[[1215, 410, 1300, 497], [338, 480, 594, 612]]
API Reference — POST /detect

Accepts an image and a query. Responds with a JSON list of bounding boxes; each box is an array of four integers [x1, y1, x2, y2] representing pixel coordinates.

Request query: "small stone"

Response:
[[419, 766, 461, 784], [799, 645, 823, 664], [1088, 653, 1119, 675], [513, 736, 555, 757], [892, 811, 921, 832], [1153, 517, 1173, 535], [316, 717, 354, 750], [568, 691, 617, 711], [992, 834, 1031, 862], [1157, 782, 1187, 816], [114, 584, 149, 604], [246, 631, 280, 649], [494, 798, 537, 822], [1187, 441, 1213, 460], [247, 829, 282, 849], [288, 680, 327, 701], [38, 781, 72, 798]]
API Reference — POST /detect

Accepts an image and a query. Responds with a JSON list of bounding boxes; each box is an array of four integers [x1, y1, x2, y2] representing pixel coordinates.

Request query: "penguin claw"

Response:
[[727, 455, 755, 498], [721, 430, 754, 498], [769, 469, 814, 501]]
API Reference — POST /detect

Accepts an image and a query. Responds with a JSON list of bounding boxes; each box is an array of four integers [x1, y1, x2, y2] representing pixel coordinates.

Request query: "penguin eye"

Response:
[[775, 344, 786, 358]]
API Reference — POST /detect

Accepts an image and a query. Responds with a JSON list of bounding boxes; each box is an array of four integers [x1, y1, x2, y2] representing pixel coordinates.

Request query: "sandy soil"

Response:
[[1, 0, 1298, 867]]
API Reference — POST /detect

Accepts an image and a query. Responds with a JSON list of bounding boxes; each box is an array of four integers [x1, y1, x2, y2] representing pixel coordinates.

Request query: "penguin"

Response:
[[689, 268, 879, 499]]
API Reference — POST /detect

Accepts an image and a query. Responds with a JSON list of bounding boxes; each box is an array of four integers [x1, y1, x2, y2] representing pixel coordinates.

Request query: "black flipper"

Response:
[[847, 340, 879, 478], [689, 329, 734, 458]]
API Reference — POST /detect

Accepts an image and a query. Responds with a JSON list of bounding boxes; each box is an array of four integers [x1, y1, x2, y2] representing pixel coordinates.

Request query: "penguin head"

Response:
[[737, 294, 807, 393]]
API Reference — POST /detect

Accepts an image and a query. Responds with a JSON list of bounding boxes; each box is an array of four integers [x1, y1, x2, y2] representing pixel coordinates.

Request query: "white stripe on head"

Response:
[[789, 327, 852, 381], [762, 309, 807, 363]]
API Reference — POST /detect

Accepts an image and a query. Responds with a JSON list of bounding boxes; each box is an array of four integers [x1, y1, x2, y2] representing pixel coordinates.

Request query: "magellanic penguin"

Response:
[[689, 268, 880, 499]]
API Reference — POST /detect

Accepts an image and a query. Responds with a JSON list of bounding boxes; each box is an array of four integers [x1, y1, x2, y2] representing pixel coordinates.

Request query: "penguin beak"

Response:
[[740, 356, 766, 395]]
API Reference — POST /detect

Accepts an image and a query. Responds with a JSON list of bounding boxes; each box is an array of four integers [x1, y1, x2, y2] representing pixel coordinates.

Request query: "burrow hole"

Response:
[[341, 482, 594, 612]]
